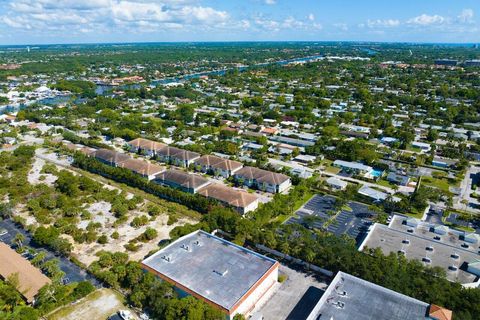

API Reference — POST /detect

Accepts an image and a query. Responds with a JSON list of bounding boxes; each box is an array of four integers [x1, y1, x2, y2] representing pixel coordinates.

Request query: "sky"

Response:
[[0, 0, 479, 45]]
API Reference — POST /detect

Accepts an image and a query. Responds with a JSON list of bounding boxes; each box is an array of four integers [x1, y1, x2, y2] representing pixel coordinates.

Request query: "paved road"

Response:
[[0, 219, 101, 287], [454, 165, 480, 213]]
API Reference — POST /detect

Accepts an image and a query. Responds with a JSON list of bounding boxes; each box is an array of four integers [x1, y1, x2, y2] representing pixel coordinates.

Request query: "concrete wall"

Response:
[[231, 265, 278, 319]]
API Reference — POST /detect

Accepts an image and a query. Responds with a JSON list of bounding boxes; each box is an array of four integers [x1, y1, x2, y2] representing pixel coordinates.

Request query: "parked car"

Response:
[[118, 310, 134, 320]]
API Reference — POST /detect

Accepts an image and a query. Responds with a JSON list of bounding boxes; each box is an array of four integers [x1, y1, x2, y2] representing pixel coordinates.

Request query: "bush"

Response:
[[111, 231, 120, 239], [278, 274, 288, 283], [97, 235, 108, 244]]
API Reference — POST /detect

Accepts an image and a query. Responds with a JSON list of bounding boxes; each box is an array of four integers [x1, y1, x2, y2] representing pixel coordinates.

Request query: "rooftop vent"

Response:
[[193, 240, 201, 246], [161, 255, 171, 262], [213, 269, 229, 277], [333, 301, 345, 309], [181, 244, 190, 251]]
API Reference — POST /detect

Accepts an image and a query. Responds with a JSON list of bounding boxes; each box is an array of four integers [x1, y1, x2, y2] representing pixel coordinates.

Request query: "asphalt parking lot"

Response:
[[285, 195, 375, 245], [0, 219, 100, 286]]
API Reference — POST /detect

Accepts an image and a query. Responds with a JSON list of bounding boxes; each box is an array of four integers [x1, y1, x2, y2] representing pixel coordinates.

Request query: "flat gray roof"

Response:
[[307, 272, 430, 320], [360, 216, 480, 284], [142, 230, 278, 311]]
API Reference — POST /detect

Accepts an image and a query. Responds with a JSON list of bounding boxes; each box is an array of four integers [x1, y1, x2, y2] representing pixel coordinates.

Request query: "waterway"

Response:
[[1, 54, 324, 114]]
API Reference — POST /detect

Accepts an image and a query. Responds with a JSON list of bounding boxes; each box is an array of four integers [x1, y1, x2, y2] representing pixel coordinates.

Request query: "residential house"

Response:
[[234, 166, 291, 193], [155, 146, 200, 167], [118, 158, 165, 180], [326, 177, 348, 191], [193, 155, 243, 178], [128, 138, 166, 157], [155, 169, 210, 194], [198, 184, 259, 214]]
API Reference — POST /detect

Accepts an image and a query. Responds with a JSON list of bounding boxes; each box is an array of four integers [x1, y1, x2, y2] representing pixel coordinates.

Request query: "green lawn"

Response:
[[421, 176, 451, 193]]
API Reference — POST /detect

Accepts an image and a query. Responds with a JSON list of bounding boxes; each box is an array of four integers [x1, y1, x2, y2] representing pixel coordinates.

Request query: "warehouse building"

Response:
[[142, 230, 279, 319], [359, 215, 480, 284], [306, 271, 452, 320]]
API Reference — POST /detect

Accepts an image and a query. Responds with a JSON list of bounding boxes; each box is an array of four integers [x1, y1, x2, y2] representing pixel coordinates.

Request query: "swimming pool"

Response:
[[371, 169, 384, 178]]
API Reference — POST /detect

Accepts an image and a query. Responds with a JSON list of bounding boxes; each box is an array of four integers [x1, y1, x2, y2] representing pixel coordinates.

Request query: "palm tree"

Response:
[[14, 233, 25, 248]]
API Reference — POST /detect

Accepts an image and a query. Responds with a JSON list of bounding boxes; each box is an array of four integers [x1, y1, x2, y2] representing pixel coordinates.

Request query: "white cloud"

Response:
[[407, 14, 446, 26], [366, 19, 400, 28], [308, 14, 315, 21], [458, 9, 474, 23], [1, 0, 229, 34]]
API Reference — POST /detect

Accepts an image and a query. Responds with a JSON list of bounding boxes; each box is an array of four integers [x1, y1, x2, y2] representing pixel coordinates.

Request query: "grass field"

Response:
[[47, 289, 131, 320]]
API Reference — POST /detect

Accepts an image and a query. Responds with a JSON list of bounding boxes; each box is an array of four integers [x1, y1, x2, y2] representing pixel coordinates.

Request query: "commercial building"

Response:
[[142, 230, 279, 319], [198, 183, 259, 214], [464, 59, 480, 67], [306, 271, 452, 320], [155, 169, 210, 194], [234, 166, 291, 193], [434, 59, 458, 66], [359, 215, 480, 284], [193, 155, 243, 178], [0, 242, 51, 304]]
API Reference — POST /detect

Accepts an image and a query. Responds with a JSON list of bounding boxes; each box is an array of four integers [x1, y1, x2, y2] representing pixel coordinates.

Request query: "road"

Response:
[[454, 165, 480, 213], [0, 219, 101, 287]]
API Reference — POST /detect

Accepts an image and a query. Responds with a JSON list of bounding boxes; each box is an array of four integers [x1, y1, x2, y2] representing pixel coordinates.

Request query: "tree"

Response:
[[14, 233, 25, 248]]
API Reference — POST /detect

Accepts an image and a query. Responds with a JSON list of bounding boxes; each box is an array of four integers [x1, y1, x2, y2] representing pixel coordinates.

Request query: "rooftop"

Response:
[[307, 271, 430, 320], [142, 230, 278, 312], [360, 215, 480, 284], [0, 242, 51, 303], [197, 183, 258, 210]]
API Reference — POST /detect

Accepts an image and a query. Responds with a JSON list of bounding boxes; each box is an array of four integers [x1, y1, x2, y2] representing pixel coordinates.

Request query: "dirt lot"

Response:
[[72, 206, 194, 265], [47, 288, 134, 320]]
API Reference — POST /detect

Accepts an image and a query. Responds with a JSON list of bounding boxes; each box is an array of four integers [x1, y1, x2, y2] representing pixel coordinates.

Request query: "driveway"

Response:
[[256, 263, 328, 320], [0, 219, 101, 286]]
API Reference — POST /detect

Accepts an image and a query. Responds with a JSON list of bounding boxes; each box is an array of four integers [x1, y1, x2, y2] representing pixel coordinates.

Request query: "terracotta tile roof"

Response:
[[128, 138, 166, 152], [118, 158, 165, 176], [157, 169, 210, 190], [198, 184, 258, 209], [429, 304, 453, 320], [194, 155, 243, 172], [93, 148, 130, 165], [235, 166, 290, 185], [0, 242, 51, 303]]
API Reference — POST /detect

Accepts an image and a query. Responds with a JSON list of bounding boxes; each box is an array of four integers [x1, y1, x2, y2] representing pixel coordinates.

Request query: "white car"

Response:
[[118, 310, 134, 320]]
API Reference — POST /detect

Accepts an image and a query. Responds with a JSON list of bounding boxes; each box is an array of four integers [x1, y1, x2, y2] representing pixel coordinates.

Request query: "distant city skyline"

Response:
[[0, 0, 479, 45]]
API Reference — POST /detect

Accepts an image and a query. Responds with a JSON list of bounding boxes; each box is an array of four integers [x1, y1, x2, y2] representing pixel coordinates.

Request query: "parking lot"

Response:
[[285, 195, 375, 245], [0, 219, 100, 286]]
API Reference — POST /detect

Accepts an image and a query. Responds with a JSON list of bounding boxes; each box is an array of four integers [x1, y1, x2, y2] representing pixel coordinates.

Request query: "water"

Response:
[[1, 54, 324, 114], [371, 169, 384, 178], [151, 54, 324, 86]]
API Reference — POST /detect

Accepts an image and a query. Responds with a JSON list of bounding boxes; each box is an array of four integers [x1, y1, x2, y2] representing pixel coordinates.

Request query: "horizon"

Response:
[[1, 40, 479, 48]]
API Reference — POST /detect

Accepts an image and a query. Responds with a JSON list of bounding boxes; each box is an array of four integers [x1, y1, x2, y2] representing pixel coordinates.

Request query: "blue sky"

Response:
[[0, 0, 479, 45]]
